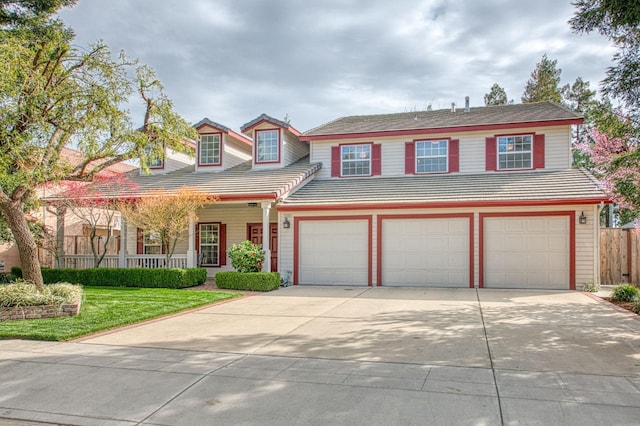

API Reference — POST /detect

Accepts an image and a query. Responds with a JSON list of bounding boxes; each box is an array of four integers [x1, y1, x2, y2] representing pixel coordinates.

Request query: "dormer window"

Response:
[[199, 133, 221, 166], [255, 129, 280, 163], [143, 146, 164, 169]]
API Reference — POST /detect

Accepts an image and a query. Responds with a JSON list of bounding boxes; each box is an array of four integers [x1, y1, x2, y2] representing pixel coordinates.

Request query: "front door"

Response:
[[247, 223, 278, 272]]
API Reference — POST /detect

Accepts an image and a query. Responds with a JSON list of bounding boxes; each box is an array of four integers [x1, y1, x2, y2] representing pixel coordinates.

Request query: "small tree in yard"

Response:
[[56, 173, 138, 267], [228, 241, 265, 272], [119, 187, 216, 263], [577, 127, 640, 224]]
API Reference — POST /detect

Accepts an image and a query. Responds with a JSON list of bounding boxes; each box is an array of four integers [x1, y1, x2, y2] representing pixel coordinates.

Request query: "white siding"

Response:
[[309, 125, 572, 180], [223, 137, 252, 169], [282, 129, 309, 166], [143, 148, 194, 176]]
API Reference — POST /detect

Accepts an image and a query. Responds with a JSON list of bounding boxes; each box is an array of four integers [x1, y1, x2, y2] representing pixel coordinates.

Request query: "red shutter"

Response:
[[195, 224, 200, 255], [485, 137, 497, 171], [331, 146, 341, 177], [533, 134, 545, 169], [219, 224, 227, 266], [372, 143, 382, 176], [449, 139, 459, 173], [136, 228, 143, 254], [405, 141, 415, 174]]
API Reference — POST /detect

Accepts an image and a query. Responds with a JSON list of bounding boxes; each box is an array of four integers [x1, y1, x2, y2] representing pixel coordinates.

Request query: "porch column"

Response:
[[261, 201, 272, 272], [118, 216, 127, 268], [55, 205, 66, 269], [187, 217, 196, 268]]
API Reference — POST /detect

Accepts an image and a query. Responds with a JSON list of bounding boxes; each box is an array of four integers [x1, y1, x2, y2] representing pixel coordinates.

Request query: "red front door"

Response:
[[247, 223, 278, 272]]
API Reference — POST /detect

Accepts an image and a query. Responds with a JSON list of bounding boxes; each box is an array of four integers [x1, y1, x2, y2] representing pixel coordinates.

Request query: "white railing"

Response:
[[126, 255, 187, 269], [60, 254, 187, 269], [61, 255, 119, 269]]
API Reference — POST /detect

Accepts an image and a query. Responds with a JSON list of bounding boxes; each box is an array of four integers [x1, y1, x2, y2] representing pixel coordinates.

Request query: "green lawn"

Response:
[[0, 286, 240, 341]]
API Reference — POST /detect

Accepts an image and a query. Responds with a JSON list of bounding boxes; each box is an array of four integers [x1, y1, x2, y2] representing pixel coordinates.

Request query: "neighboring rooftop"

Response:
[[303, 102, 582, 138], [280, 168, 606, 208]]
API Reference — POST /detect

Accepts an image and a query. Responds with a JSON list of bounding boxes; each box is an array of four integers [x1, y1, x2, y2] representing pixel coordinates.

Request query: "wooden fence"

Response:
[[600, 228, 640, 285]]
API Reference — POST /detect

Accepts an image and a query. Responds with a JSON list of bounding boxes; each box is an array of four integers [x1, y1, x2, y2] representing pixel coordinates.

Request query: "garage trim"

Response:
[[294, 215, 373, 286], [479, 211, 576, 290], [377, 213, 474, 288]]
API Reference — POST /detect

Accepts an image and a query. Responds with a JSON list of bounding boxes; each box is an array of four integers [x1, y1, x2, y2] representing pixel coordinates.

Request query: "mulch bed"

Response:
[[606, 298, 639, 315]]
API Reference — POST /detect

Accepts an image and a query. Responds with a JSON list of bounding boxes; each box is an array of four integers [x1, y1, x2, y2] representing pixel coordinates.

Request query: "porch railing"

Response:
[[60, 254, 188, 269], [61, 255, 119, 269], [126, 255, 187, 269]]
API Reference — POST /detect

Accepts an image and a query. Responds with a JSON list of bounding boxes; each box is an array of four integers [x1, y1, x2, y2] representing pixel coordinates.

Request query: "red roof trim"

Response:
[[277, 197, 609, 212], [218, 193, 278, 201], [243, 119, 302, 137], [300, 119, 583, 141], [196, 123, 253, 146]]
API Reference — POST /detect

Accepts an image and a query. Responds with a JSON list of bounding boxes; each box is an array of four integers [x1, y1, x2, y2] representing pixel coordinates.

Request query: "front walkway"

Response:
[[1, 287, 639, 425]]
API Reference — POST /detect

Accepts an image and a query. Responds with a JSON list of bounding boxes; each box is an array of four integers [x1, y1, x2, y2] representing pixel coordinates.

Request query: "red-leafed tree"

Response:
[[56, 173, 138, 267], [577, 126, 640, 225]]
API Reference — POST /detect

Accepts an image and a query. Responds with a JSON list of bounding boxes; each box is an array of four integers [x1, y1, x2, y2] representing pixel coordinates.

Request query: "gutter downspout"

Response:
[[595, 202, 605, 285]]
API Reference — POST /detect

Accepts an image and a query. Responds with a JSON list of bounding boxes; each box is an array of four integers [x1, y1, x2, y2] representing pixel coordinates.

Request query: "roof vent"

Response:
[[465, 96, 470, 112], [451, 102, 456, 113]]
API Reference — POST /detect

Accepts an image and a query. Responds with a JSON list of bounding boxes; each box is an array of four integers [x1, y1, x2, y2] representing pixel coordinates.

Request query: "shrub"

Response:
[[228, 241, 265, 272], [582, 282, 601, 292], [215, 271, 280, 291], [611, 283, 640, 302], [10, 267, 207, 289], [0, 280, 82, 307], [632, 299, 640, 314]]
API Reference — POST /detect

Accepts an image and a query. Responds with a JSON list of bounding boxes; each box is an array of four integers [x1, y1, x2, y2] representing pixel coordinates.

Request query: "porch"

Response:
[[56, 202, 282, 277]]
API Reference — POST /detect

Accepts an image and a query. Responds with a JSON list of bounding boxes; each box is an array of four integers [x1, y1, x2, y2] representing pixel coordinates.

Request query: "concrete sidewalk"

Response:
[[1, 287, 639, 425]]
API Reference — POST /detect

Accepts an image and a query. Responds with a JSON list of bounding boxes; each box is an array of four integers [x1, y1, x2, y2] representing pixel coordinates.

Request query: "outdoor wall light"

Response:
[[282, 217, 291, 229], [579, 211, 587, 225]]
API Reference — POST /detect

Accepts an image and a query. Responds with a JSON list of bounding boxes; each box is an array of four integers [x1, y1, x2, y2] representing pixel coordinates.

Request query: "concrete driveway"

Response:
[[1, 286, 640, 425]]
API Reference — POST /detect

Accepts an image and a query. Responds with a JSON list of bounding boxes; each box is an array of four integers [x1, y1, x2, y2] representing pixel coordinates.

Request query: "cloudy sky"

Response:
[[58, 0, 614, 132]]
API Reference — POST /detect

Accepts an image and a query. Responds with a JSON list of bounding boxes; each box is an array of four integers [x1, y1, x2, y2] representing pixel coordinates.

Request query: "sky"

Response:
[[58, 0, 615, 133]]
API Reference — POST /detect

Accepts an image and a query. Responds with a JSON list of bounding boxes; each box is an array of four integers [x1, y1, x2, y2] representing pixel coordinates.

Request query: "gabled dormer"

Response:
[[193, 118, 252, 172], [141, 141, 195, 176], [240, 114, 309, 170]]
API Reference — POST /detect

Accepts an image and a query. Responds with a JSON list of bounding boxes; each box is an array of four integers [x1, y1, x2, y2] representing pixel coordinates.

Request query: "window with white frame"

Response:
[[256, 129, 279, 162], [198, 223, 220, 266], [341, 144, 371, 176], [498, 135, 532, 169], [416, 140, 448, 173], [199, 134, 221, 165], [143, 231, 162, 254], [143, 145, 164, 168]]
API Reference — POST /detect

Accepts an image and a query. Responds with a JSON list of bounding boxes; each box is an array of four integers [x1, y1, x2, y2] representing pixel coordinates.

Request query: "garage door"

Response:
[[483, 216, 569, 289], [381, 218, 470, 287], [298, 219, 369, 285]]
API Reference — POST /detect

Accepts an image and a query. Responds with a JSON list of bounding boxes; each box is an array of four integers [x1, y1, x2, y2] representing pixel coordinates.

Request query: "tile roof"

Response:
[[240, 113, 303, 136], [52, 157, 321, 201], [303, 102, 582, 137], [280, 168, 607, 208], [193, 118, 230, 132]]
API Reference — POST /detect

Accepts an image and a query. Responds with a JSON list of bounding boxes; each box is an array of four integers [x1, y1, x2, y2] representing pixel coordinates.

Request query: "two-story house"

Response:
[[56, 102, 608, 290]]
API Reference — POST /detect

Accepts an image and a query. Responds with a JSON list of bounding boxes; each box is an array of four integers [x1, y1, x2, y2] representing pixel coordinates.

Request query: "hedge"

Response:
[[215, 271, 280, 291], [11, 267, 207, 289]]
